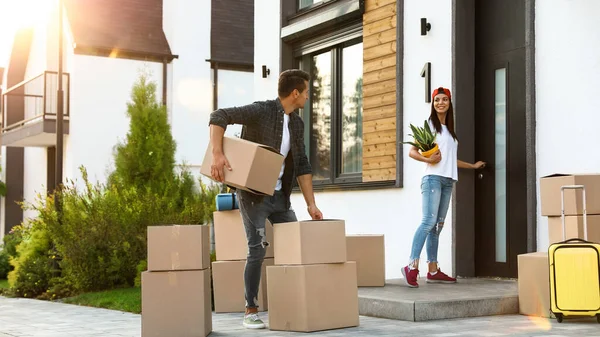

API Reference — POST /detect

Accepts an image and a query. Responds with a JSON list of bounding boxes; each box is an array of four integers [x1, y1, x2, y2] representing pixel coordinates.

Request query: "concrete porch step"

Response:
[[358, 278, 518, 322]]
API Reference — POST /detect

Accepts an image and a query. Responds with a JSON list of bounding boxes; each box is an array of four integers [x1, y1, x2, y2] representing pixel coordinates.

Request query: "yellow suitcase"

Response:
[[548, 185, 600, 323]]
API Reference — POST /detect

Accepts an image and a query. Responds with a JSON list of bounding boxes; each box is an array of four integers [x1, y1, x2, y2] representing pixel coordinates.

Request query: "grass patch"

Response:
[[0, 279, 9, 289], [62, 287, 141, 314]]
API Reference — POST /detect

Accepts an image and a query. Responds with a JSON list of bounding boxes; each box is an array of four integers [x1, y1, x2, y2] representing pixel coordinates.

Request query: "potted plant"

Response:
[[403, 120, 439, 158]]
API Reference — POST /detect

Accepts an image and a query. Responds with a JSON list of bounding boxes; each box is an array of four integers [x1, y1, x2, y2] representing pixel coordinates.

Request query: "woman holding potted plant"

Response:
[[401, 87, 485, 288]]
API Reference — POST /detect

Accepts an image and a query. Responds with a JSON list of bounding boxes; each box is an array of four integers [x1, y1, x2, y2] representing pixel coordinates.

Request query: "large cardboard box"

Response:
[[213, 210, 274, 261], [266, 262, 359, 332], [273, 220, 346, 265], [540, 174, 600, 216], [147, 225, 210, 272], [547, 215, 600, 244], [201, 136, 284, 196], [212, 258, 273, 313], [142, 269, 212, 337], [346, 235, 385, 287], [517, 252, 551, 318]]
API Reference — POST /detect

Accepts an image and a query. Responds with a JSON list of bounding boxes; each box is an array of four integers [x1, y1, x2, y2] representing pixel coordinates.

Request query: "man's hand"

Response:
[[307, 204, 323, 220], [211, 151, 232, 182]]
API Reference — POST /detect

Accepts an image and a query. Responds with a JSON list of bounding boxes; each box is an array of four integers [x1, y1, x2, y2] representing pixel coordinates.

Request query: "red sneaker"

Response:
[[426, 269, 456, 283], [401, 266, 419, 288]]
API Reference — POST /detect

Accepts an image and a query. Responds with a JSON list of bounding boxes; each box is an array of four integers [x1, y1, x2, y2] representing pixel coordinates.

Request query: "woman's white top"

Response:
[[423, 119, 458, 181]]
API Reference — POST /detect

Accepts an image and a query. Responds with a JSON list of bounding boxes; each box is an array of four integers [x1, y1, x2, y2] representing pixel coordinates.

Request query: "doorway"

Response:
[[453, 0, 536, 278]]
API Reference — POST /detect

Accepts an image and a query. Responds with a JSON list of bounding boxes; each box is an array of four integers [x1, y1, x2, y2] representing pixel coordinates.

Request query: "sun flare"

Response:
[[0, 0, 54, 67]]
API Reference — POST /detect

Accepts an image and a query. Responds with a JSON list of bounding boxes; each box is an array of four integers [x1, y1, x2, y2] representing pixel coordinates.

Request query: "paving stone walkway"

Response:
[[1, 296, 599, 336]]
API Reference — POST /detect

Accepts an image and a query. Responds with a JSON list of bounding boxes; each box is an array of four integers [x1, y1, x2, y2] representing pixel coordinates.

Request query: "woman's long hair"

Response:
[[429, 101, 458, 141]]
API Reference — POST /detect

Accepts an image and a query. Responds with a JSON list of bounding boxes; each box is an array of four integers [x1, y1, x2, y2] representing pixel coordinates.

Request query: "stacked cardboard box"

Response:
[[540, 173, 600, 244], [346, 234, 386, 287], [142, 225, 212, 337], [267, 220, 359, 332], [212, 209, 274, 312], [518, 173, 600, 317]]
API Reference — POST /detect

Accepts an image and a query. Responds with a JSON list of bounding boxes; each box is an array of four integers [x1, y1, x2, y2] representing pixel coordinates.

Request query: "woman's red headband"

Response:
[[432, 87, 451, 100]]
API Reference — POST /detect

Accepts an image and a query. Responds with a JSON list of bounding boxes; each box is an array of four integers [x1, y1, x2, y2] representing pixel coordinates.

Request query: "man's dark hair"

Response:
[[278, 69, 310, 97]]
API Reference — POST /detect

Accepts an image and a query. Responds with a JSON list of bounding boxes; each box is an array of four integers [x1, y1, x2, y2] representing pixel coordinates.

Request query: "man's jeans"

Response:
[[409, 175, 454, 266], [238, 190, 297, 309]]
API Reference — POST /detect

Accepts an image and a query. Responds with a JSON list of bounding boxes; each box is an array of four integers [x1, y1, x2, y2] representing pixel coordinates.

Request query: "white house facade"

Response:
[[253, 0, 600, 280], [3, 0, 600, 282], [0, 0, 253, 237]]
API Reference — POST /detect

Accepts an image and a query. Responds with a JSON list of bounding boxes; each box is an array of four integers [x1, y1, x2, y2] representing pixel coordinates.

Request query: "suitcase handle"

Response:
[[560, 238, 592, 244], [560, 185, 587, 241]]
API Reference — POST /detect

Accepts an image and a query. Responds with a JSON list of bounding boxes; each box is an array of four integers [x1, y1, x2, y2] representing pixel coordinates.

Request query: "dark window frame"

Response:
[[298, 38, 364, 187]]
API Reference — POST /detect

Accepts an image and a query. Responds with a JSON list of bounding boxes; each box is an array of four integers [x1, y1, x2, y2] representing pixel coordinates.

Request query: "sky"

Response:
[[0, 0, 53, 69]]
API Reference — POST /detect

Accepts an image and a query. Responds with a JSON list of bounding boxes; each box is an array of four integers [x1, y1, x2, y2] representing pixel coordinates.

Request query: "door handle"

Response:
[[478, 173, 484, 180]]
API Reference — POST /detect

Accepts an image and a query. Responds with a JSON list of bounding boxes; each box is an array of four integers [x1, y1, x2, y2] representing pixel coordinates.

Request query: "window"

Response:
[[298, 39, 363, 186], [298, 0, 326, 10]]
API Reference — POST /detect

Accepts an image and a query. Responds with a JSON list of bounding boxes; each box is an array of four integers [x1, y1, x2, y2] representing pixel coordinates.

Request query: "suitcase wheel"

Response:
[[597, 314, 600, 324], [555, 313, 563, 323]]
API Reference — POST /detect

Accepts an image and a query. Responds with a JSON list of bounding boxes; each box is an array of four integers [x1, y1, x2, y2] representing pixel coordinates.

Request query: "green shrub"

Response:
[[0, 249, 9, 279], [109, 71, 176, 196], [7, 224, 56, 298]]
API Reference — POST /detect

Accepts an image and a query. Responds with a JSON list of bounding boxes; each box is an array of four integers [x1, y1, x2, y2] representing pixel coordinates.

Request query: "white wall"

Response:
[[255, 0, 455, 278], [66, 55, 163, 185], [535, 0, 600, 251], [218, 69, 255, 138], [254, 0, 281, 100], [163, 0, 213, 172]]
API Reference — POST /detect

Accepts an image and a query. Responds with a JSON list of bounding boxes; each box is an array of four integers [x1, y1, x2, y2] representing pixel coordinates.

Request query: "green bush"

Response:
[[9, 72, 221, 298], [7, 224, 56, 298], [0, 249, 9, 279]]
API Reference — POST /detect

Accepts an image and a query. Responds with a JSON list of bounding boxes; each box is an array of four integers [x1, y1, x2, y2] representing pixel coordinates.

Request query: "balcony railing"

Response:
[[1, 71, 70, 147]]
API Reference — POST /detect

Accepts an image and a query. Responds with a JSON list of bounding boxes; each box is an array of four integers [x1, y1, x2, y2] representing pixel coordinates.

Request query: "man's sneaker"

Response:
[[243, 313, 266, 329], [401, 265, 419, 288], [426, 269, 457, 283]]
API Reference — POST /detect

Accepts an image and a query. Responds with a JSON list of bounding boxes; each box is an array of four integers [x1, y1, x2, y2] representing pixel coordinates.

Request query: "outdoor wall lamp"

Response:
[[421, 18, 431, 36], [262, 65, 270, 78]]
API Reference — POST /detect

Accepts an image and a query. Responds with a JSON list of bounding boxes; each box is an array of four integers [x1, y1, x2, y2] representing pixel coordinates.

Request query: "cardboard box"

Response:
[[213, 210, 274, 261], [201, 136, 284, 196], [212, 258, 273, 313], [346, 235, 385, 287], [266, 262, 359, 332], [273, 220, 347, 265], [142, 269, 212, 337], [517, 252, 551, 318], [548, 215, 600, 244], [147, 225, 210, 272], [540, 174, 600, 216]]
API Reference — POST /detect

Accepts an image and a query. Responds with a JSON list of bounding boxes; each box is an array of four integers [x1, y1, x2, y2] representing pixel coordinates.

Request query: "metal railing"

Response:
[[1, 71, 70, 133]]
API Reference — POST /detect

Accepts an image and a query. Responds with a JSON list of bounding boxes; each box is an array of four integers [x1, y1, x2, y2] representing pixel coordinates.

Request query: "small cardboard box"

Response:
[[540, 174, 600, 216], [346, 235, 385, 287], [213, 210, 274, 261], [517, 252, 551, 318], [212, 258, 273, 313], [147, 225, 210, 272], [266, 262, 359, 332], [142, 269, 212, 337], [273, 220, 347, 265], [201, 136, 284, 196], [547, 215, 600, 244]]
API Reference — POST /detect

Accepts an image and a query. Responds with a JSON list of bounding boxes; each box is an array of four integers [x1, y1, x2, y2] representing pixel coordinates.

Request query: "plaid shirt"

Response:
[[209, 98, 312, 207]]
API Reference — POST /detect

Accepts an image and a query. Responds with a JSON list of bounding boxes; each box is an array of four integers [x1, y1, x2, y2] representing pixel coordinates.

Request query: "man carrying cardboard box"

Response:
[[208, 69, 323, 330]]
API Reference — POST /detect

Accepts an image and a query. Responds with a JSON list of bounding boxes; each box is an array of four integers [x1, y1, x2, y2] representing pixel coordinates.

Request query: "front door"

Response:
[[474, 0, 528, 278]]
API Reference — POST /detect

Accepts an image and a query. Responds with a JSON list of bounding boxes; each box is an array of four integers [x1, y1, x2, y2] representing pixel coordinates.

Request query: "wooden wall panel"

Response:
[[362, 0, 397, 182]]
